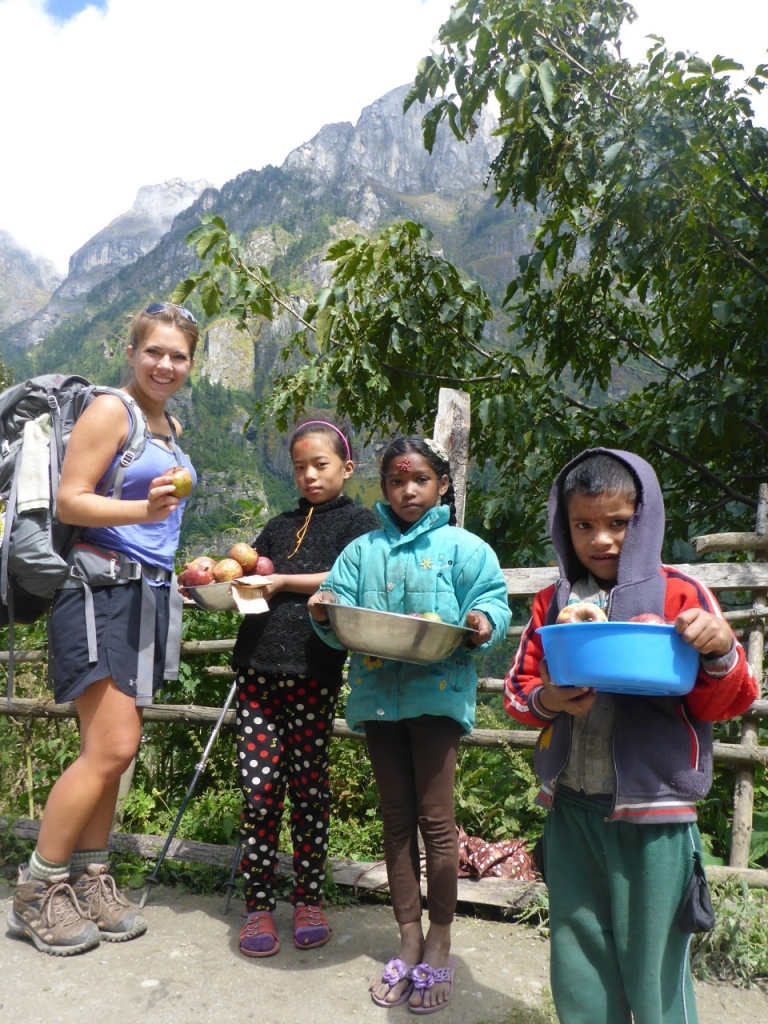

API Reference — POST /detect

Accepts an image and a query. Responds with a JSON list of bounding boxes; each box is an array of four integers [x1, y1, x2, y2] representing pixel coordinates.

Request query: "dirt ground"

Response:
[[1, 878, 767, 1024]]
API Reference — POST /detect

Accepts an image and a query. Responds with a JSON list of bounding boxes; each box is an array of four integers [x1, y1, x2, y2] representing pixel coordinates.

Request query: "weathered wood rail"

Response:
[[2, 553, 766, 886]]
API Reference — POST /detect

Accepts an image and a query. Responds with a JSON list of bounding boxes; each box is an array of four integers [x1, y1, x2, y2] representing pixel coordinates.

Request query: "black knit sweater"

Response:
[[232, 495, 377, 679]]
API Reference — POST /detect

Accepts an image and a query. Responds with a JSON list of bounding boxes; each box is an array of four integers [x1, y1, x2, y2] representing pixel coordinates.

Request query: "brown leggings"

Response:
[[364, 715, 462, 926]]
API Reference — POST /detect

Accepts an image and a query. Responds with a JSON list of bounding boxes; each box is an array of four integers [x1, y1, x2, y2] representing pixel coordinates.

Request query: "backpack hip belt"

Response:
[[61, 541, 173, 588], [59, 541, 182, 706]]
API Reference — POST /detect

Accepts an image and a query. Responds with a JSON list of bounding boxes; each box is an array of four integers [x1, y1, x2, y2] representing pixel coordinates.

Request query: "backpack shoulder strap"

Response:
[[83, 387, 150, 499], [164, 411, 179, 442]]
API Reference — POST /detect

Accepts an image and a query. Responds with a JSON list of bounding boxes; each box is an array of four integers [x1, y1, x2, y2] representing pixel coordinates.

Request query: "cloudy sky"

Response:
[[1, 0, 766, 274]]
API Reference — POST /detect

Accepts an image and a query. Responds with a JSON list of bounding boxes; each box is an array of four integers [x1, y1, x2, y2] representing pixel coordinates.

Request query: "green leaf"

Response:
[[199, 279, 222, 317], [536, 59, 557, 113], [712, 56, 744, 74], [602, 140, 624, 166]]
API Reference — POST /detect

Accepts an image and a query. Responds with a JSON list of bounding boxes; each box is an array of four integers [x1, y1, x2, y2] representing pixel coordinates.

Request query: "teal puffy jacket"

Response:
[[312, 503, 511, 734]]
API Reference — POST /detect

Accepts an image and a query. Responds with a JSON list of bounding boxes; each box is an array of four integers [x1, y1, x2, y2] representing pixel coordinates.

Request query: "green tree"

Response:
[[175, 0, 768, 558], [405, 0, 768, 552]]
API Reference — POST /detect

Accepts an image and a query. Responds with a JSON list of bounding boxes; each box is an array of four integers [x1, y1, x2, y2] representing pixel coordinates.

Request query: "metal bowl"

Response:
[[326, 604, 477, 665], [185, 581, 237, 611]]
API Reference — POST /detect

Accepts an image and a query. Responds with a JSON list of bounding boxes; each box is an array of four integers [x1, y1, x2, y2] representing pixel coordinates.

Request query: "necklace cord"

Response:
[[286, 506, 314, 559]]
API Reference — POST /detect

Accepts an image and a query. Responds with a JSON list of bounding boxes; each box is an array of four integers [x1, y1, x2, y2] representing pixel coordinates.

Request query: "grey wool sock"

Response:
[[28, 848, 70, 882], [69, 849, 110, 876]]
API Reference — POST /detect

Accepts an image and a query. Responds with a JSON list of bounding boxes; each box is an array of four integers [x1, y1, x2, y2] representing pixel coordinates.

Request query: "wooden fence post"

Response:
[[433, 387, 470, 528], [729, 484, 768, 868]]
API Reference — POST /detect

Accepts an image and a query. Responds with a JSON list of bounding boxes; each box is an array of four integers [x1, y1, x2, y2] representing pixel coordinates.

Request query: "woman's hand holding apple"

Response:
[[147, 474, 185, 520]]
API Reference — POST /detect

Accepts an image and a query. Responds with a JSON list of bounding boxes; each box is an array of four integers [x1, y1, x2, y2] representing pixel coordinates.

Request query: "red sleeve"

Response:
[[504, 585, 559, 727], [662, 568, 758, 722]]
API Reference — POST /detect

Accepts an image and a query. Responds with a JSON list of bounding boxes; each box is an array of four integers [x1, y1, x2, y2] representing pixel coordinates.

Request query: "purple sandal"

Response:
[[293, 904, 331, 949], [371, 957, 414, 1008], [239, 911, 279, 958], [409, 957, 456, 1015]]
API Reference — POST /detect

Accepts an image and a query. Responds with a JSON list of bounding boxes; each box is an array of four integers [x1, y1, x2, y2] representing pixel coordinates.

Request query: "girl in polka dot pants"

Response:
[[236, 671, 338, 914], [230, 421, 376, 958]]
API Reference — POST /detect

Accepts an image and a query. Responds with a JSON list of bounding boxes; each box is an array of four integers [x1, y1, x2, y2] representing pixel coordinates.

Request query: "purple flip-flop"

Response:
[[409, 956, 456, 1015], [371, 957, 415, 1008]]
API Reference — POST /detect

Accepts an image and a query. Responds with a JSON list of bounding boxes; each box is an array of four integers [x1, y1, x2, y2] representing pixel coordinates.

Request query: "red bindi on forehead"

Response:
[[396, 458, 411, 471]]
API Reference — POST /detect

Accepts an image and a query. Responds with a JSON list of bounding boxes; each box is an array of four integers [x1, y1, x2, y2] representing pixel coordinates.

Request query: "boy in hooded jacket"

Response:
[[504, 448, 757, 1024]]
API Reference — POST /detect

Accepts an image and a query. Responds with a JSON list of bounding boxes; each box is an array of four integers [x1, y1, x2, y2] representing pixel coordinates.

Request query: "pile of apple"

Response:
[[178, 543, 275, 588]]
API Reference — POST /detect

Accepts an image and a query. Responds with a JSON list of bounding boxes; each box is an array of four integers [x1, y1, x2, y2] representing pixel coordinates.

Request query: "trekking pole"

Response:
[[139, 677, 239, 909]]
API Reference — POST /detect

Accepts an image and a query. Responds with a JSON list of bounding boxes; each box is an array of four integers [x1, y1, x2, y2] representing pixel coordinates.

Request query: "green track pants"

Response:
[[543, 788, 700, 1024]]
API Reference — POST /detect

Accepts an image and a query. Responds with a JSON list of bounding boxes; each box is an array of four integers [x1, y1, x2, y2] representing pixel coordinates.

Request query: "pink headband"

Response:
[[296, 420, 351, 461]]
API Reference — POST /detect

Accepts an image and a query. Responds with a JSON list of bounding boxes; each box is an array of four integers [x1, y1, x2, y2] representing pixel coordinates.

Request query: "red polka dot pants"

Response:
[[234, 670, 340, 912]]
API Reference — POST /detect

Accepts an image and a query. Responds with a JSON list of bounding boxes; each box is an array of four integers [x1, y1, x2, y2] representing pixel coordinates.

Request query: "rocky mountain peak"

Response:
[[61, 177, 213, 294], [0, 178, 212, 350], [0, 231, 62, 331], [284, 85, 499, 195]]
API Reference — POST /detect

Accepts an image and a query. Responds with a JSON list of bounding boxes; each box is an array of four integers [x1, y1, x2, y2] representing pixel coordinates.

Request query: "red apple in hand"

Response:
[[557, 602, 608, 624], [228, 543, 259, 573], [212, 558, 244, 582], [254, 555, 275, 576], [167, 466, 193, 498]]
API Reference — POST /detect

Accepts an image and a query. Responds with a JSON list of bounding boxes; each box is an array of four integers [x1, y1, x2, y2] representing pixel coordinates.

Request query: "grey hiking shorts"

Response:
[[49, 579, 171, 704]]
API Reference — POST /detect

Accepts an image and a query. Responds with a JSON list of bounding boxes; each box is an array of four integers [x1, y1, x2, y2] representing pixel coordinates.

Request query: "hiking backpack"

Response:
[[0, 374, 150, 702]]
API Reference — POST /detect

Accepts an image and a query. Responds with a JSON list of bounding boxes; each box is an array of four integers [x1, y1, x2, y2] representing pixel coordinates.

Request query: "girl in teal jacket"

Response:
[[309, 436, 510, 1015]]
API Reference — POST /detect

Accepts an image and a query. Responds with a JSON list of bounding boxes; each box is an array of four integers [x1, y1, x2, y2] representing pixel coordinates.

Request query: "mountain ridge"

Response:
[[0, 84, 532, 553]]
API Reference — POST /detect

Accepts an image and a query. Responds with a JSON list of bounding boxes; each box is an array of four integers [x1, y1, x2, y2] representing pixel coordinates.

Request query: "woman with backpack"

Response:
[[7, 301, 198, 957]]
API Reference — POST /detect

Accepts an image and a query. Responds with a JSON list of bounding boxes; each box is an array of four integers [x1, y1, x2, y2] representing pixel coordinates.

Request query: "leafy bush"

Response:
[[691, 878, 768, 985]]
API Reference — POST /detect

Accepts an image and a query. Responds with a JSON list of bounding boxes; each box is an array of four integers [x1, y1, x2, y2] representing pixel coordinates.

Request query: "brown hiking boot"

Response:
[[7, 864, 101, 956], [71, 865, 147, 941]]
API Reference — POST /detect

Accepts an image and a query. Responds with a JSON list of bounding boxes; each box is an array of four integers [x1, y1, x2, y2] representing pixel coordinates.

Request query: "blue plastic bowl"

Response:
[[536, 622, 699, 696]]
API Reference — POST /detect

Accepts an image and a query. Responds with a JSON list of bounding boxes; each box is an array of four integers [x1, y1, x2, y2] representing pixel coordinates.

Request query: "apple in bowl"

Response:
[[177, 555, 217, 588], [254, 555, 275, 576], [178, 565, 214, 588], [556, 602, 608, 624], [227, 542, 259, 574], [212, 558, 244, 582]]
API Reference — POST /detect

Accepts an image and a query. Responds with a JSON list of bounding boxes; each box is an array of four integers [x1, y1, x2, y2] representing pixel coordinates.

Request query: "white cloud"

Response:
[[0, 0, 454, 272], [620, 3, 768, 146], [622, 0, 768, 78], [1, 0, 766, 274]]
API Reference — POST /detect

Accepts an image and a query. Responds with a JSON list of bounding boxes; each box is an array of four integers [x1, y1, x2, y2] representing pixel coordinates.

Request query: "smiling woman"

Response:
[[46, 0, 106, 20]]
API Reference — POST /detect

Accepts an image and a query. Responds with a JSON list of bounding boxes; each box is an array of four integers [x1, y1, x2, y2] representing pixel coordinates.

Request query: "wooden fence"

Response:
[[2, 549, 767, 880]]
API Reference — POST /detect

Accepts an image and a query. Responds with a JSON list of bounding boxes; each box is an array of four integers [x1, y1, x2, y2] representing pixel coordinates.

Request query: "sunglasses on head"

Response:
[[144, 302, 198, 326]]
